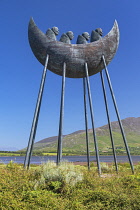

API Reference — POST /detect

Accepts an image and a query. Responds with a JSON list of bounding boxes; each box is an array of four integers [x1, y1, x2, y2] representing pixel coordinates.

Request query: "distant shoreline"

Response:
[[0, 155, 139, 165], [0, 154, 140, 157]]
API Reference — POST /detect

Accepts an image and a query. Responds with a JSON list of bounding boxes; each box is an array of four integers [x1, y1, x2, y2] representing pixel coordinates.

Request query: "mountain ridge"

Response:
[[36, 117, 140, 145], [26, 117, 140, 155], [19, 117, 140, 155]]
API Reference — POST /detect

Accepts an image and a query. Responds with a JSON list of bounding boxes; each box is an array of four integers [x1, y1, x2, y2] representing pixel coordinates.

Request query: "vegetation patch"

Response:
[[0, 161, 140, 209], [34, 160, 83, 192]]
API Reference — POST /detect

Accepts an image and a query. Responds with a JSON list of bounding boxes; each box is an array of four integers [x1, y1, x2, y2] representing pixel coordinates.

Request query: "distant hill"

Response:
[[21, 117, 140, 155], [0, 147, 19, 152]]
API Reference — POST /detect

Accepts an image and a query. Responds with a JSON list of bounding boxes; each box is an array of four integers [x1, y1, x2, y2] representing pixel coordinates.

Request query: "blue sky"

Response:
[[0, 0, 140, 150]]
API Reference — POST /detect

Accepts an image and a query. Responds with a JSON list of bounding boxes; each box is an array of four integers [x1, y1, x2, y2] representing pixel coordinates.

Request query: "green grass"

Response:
[[0, 161, 140, 209], [0, 152, 20, 156], [29, 131, 140, 155], [42, 152, 57, 156]]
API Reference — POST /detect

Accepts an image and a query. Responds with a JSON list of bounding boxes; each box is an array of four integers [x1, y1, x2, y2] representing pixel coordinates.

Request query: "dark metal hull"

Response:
[[28, 18, 119, 78]]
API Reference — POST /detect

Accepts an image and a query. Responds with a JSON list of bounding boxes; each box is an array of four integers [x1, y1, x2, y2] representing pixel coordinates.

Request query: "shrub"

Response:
[[34, 160, 83, 192], [1, 160, 140, 209], [100, 162, 113, 173]]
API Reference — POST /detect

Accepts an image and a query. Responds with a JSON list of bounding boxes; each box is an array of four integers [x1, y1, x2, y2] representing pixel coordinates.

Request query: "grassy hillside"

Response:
[[20, 117, 140, 155]]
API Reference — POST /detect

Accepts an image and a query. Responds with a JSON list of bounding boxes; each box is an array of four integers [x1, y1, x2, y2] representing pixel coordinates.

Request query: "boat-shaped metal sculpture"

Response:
[[28, 18, 119, 78], [25, 18, 134, 174]]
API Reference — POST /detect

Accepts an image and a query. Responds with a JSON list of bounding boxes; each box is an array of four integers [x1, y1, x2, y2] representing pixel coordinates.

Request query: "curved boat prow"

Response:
[[28, 18, 119, 78]]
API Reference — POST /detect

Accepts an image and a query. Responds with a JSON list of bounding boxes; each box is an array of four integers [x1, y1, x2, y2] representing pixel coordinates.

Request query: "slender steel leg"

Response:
[[83, 77, 90, 170], [24, 55, 49, 169], [85, 63, 101, 175], [57, 63, 66, 164], [100, 70, 118, 172], [102, 55, 134, 173]]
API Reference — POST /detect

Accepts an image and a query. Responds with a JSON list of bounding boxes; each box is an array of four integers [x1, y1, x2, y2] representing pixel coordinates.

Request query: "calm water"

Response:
[[0, 155, 139, 165]]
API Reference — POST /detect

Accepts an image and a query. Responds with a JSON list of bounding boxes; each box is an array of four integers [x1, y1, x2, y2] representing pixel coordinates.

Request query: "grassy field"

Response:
[[0, 161, 140, 209], [0, 152, 21, 156], [30, 131, 140, 155]]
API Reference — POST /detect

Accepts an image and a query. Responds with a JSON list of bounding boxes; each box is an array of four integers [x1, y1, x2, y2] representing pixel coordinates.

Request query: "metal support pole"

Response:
[[83, 77, 90, 170], [85, 63, 101, 175], [102, 55, 134, 173], [57, 63, 66, 164], [100, 70, 118, 172], [24, 54, 49, 169]]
